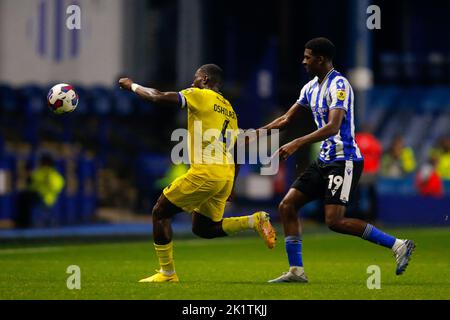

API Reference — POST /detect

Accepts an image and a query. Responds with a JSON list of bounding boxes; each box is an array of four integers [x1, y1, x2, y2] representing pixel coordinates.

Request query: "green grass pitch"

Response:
[[0, 227, 449, 300]]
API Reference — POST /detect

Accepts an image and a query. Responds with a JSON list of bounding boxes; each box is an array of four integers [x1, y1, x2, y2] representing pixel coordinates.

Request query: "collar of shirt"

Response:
[[318, 68, 335, 86]]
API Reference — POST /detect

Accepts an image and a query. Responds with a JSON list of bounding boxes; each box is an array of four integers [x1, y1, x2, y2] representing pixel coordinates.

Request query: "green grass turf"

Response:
[[0, 227, 449, 300]]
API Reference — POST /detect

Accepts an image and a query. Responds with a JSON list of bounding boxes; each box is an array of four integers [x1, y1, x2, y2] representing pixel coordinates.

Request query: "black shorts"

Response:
[[291, 159, 364, 206]]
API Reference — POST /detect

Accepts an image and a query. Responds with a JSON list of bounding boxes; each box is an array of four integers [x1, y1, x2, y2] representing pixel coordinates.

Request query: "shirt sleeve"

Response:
[[179, 88, 203, 111], [329, 78, 350, 111], [296, 84, 310, 108]]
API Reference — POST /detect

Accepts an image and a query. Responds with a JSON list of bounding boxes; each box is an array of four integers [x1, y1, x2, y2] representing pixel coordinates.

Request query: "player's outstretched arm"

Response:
[[258, 103, 301, 133], [118, 78, 180, 107], [236, 103, 302, 147], [277, 108, 345, 161]]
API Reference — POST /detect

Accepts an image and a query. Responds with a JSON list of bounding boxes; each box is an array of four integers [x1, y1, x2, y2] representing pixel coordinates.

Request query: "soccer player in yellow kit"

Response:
[[119, 64, 276, 282]]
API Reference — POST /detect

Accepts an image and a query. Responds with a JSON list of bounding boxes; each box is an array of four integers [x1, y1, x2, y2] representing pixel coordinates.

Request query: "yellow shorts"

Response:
[[163, 171, 233, 222]]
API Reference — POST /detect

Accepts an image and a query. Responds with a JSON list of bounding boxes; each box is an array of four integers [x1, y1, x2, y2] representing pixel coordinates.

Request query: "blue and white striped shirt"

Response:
[[296, 69, 363, 163]]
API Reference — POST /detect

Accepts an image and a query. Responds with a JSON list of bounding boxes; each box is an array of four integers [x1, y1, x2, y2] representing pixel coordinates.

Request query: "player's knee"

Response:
[[152, 203, 164, 220], [325, 216, 343, 232], [278, 200, 296, 218], [192, 224, 215, 239]]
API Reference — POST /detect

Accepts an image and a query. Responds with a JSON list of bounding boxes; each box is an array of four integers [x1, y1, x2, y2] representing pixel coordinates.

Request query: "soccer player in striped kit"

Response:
[[260, 38, 415, 283]]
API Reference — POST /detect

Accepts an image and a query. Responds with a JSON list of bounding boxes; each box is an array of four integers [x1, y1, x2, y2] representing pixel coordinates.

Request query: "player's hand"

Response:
[[119, 78, 133, 91], [277, 140, 301, 161]]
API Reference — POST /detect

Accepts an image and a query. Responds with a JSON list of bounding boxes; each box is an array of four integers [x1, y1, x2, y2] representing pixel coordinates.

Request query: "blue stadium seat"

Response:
[[440, 88, 450, 108], [0, 84, 18, 113], [19, 84, 47, 115], [397, 86, 425, 111], [379, 109, 414, 149], [136, 153, 169, 180], [76, 155, 97, 223], [136, 97, 155, 115], [401, 52, 422, 84], [379, 53, 401, 83], [112, 88, 136, 116], [426, 52, 446, 84], [404, 113, 433, 151], [89, 86, 113, 115], [62, 193, 78, 226], [368, 86, 400, 109], [421, 87, 448, 113], [377, 177, 416, 196], [367, 86, 401, 133], [0, 156, 14, 221]]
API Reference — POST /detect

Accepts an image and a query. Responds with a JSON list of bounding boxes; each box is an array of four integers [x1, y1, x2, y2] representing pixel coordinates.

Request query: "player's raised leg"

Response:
[[139, 193, 181, 283], [324, 204, 415, 275], [192, 209, 277, 249], [222, 211, 277, 248], [192, 179, 277, 248], [268, 188, 310, 283]]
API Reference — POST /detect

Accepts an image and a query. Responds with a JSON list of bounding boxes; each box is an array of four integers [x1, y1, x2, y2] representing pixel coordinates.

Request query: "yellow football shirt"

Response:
[[178, 87, 238, 181]]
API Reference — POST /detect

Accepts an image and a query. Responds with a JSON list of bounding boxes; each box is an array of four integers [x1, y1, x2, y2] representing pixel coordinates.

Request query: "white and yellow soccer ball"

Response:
[[47, 83, 79, 114]]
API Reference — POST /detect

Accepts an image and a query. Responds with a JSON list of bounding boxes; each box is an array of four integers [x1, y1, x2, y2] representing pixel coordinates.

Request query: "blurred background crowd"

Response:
[[0, 0, 449, 231]]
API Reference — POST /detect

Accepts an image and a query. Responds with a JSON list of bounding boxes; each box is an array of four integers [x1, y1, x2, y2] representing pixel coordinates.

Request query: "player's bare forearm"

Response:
[[258, 103, 301, 135], [136, 87, 179, 105], [294, 108, 344, 147], [118, 77, 179, 106], [135, 86, 162, 101], [260, 116, 288, 132], [277, 108, 345, 161], [293, 123, 339, 148]]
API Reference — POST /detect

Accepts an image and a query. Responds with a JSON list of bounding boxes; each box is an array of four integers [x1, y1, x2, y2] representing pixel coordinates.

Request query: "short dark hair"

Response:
[[305, 37, 336, 61], [200, 64, 224, 88]]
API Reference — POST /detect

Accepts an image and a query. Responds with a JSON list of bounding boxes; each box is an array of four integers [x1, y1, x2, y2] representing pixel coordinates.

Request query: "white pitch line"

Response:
[[0, 247, 63, 255]]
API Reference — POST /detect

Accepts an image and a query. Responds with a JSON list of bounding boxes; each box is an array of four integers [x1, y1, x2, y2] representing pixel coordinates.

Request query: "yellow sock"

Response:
[[222, 215, 253, 235], [154, 242, 175, 275]]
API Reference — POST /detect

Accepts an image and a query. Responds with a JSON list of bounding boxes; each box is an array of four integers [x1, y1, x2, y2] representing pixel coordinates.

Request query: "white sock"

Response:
[[289, 266, 304, 275], [248, 215, 255, 229], [160, 268, 175, 276], [392, 239, 404, 252]]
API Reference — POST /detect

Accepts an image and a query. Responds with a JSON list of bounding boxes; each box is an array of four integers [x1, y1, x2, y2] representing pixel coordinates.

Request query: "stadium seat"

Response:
[[397, 86, 425, 111], [76, 155, 97, 223], [112, 88, 136, 116], [377, 177, 416, 196], [427, 111, 450, 141], [379, 110, 414, 149], [426, 52, 446, 84], [0, 84, 18, 113], [422, 87, 448, 113], [368, 86, 400, 109], [89, 86, 113, 115], [401, 52, 422, 84], [379, 52, 401, 83], [135, 97, 155, 115], [0, 157, 14, 221], [19, 85, 47, 115], [403, 113, 433, 151]]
